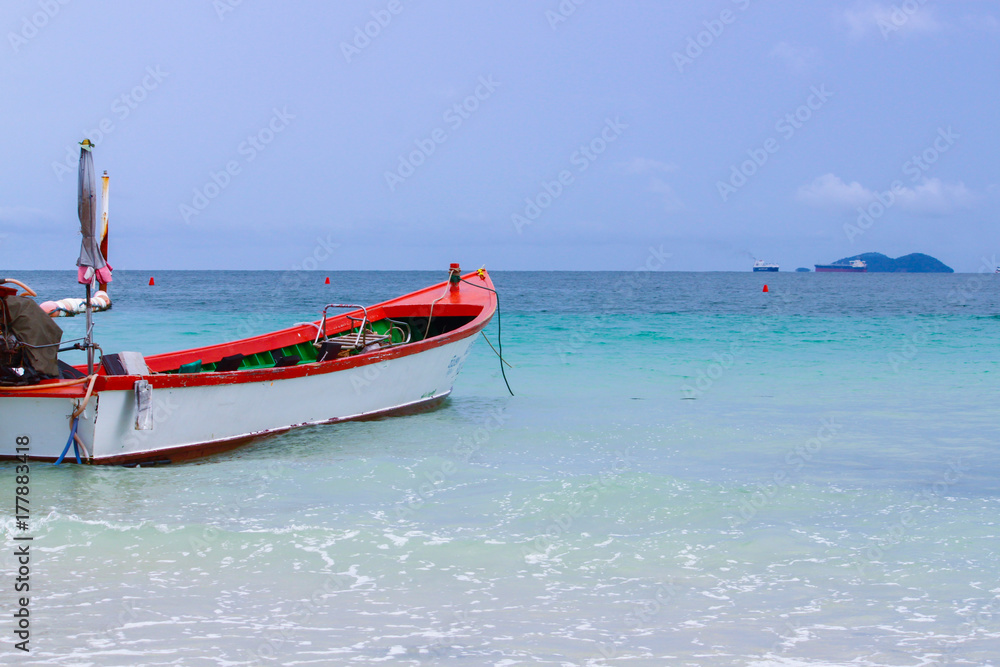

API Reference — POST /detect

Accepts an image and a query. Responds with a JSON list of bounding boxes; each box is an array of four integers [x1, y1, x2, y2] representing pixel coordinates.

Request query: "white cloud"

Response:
[[895, 178, 975, 215], [618, 157, 677, 174], [797, 173, 873, 208], [842, 2, 944, 40], [769, 41, 820, 74], [797, 174, 975, 216]]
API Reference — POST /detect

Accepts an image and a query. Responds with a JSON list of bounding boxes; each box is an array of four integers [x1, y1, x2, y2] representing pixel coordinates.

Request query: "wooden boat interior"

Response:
[[105, 305, 479, 376]]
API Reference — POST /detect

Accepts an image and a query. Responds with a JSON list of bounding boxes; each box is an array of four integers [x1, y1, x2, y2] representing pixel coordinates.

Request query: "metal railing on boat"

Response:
[[313, 304, 411, 353]]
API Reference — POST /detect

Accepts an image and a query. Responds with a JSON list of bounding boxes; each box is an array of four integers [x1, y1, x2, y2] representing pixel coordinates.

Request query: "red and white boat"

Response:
[[2, 142, 505, 465], [1, 267, 498, 465]]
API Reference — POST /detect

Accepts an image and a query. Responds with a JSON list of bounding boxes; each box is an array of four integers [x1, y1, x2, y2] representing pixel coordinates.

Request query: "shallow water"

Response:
[[2, 270, 999, 665]]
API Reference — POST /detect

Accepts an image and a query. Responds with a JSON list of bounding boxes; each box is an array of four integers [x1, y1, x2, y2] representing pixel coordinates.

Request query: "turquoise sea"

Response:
[[2, 270, 1000, 666]]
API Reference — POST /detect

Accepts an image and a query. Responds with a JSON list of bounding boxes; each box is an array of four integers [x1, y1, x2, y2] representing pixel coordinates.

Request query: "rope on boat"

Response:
[[424, 284, 453, 339], [73, 431, 91, 460], [54, 374, 98, 466], [72, 374, 99, 418], [18, 335, 87, 350], [55, 417, 81, 466], [480, 331, 514, 369], [460, 277, 514, 397], [0, 376, 92, 392]]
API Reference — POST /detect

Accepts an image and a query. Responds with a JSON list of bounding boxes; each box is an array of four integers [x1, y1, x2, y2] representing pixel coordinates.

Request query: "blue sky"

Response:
[[1, 0, 997, 271]]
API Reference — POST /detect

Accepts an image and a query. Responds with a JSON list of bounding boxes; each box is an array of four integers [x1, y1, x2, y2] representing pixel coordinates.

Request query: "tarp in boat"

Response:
[[0, 295, 62, 378]]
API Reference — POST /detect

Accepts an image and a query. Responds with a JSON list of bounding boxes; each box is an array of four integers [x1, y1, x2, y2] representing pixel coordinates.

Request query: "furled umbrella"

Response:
[[76, 139, 112, 373], [77, 140, 112, 286]]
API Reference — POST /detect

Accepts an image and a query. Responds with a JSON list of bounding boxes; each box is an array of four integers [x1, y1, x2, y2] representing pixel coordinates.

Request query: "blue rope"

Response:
[[54, 417, 81, 466]]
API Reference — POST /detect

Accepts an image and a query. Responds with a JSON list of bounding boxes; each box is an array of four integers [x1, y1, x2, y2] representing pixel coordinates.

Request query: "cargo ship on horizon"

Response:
[[815, 260, 867, 273]]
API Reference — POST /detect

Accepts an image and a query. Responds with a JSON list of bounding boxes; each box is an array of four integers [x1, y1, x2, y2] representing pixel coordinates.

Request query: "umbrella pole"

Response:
[[85, 282, 94, 375]]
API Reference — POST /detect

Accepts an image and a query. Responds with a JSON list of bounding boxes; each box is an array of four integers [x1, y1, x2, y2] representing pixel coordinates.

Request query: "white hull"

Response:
[[0, 336, 475, 464]]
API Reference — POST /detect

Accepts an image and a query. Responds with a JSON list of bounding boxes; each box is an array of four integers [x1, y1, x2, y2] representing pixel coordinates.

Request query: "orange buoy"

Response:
[[325, 276, 330, 284], [762, 284, 769, 292], [149, 277, 155, 286]]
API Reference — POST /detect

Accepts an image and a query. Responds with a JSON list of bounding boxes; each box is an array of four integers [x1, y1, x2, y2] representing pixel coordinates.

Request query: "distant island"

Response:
[[830, 252, 953, 273]]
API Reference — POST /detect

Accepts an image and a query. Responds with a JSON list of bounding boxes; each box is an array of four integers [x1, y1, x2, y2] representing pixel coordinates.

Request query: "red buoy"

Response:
[[325, 276, 330, 284], [149, 277, 155, 286], [762, 284, 769, 293]]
